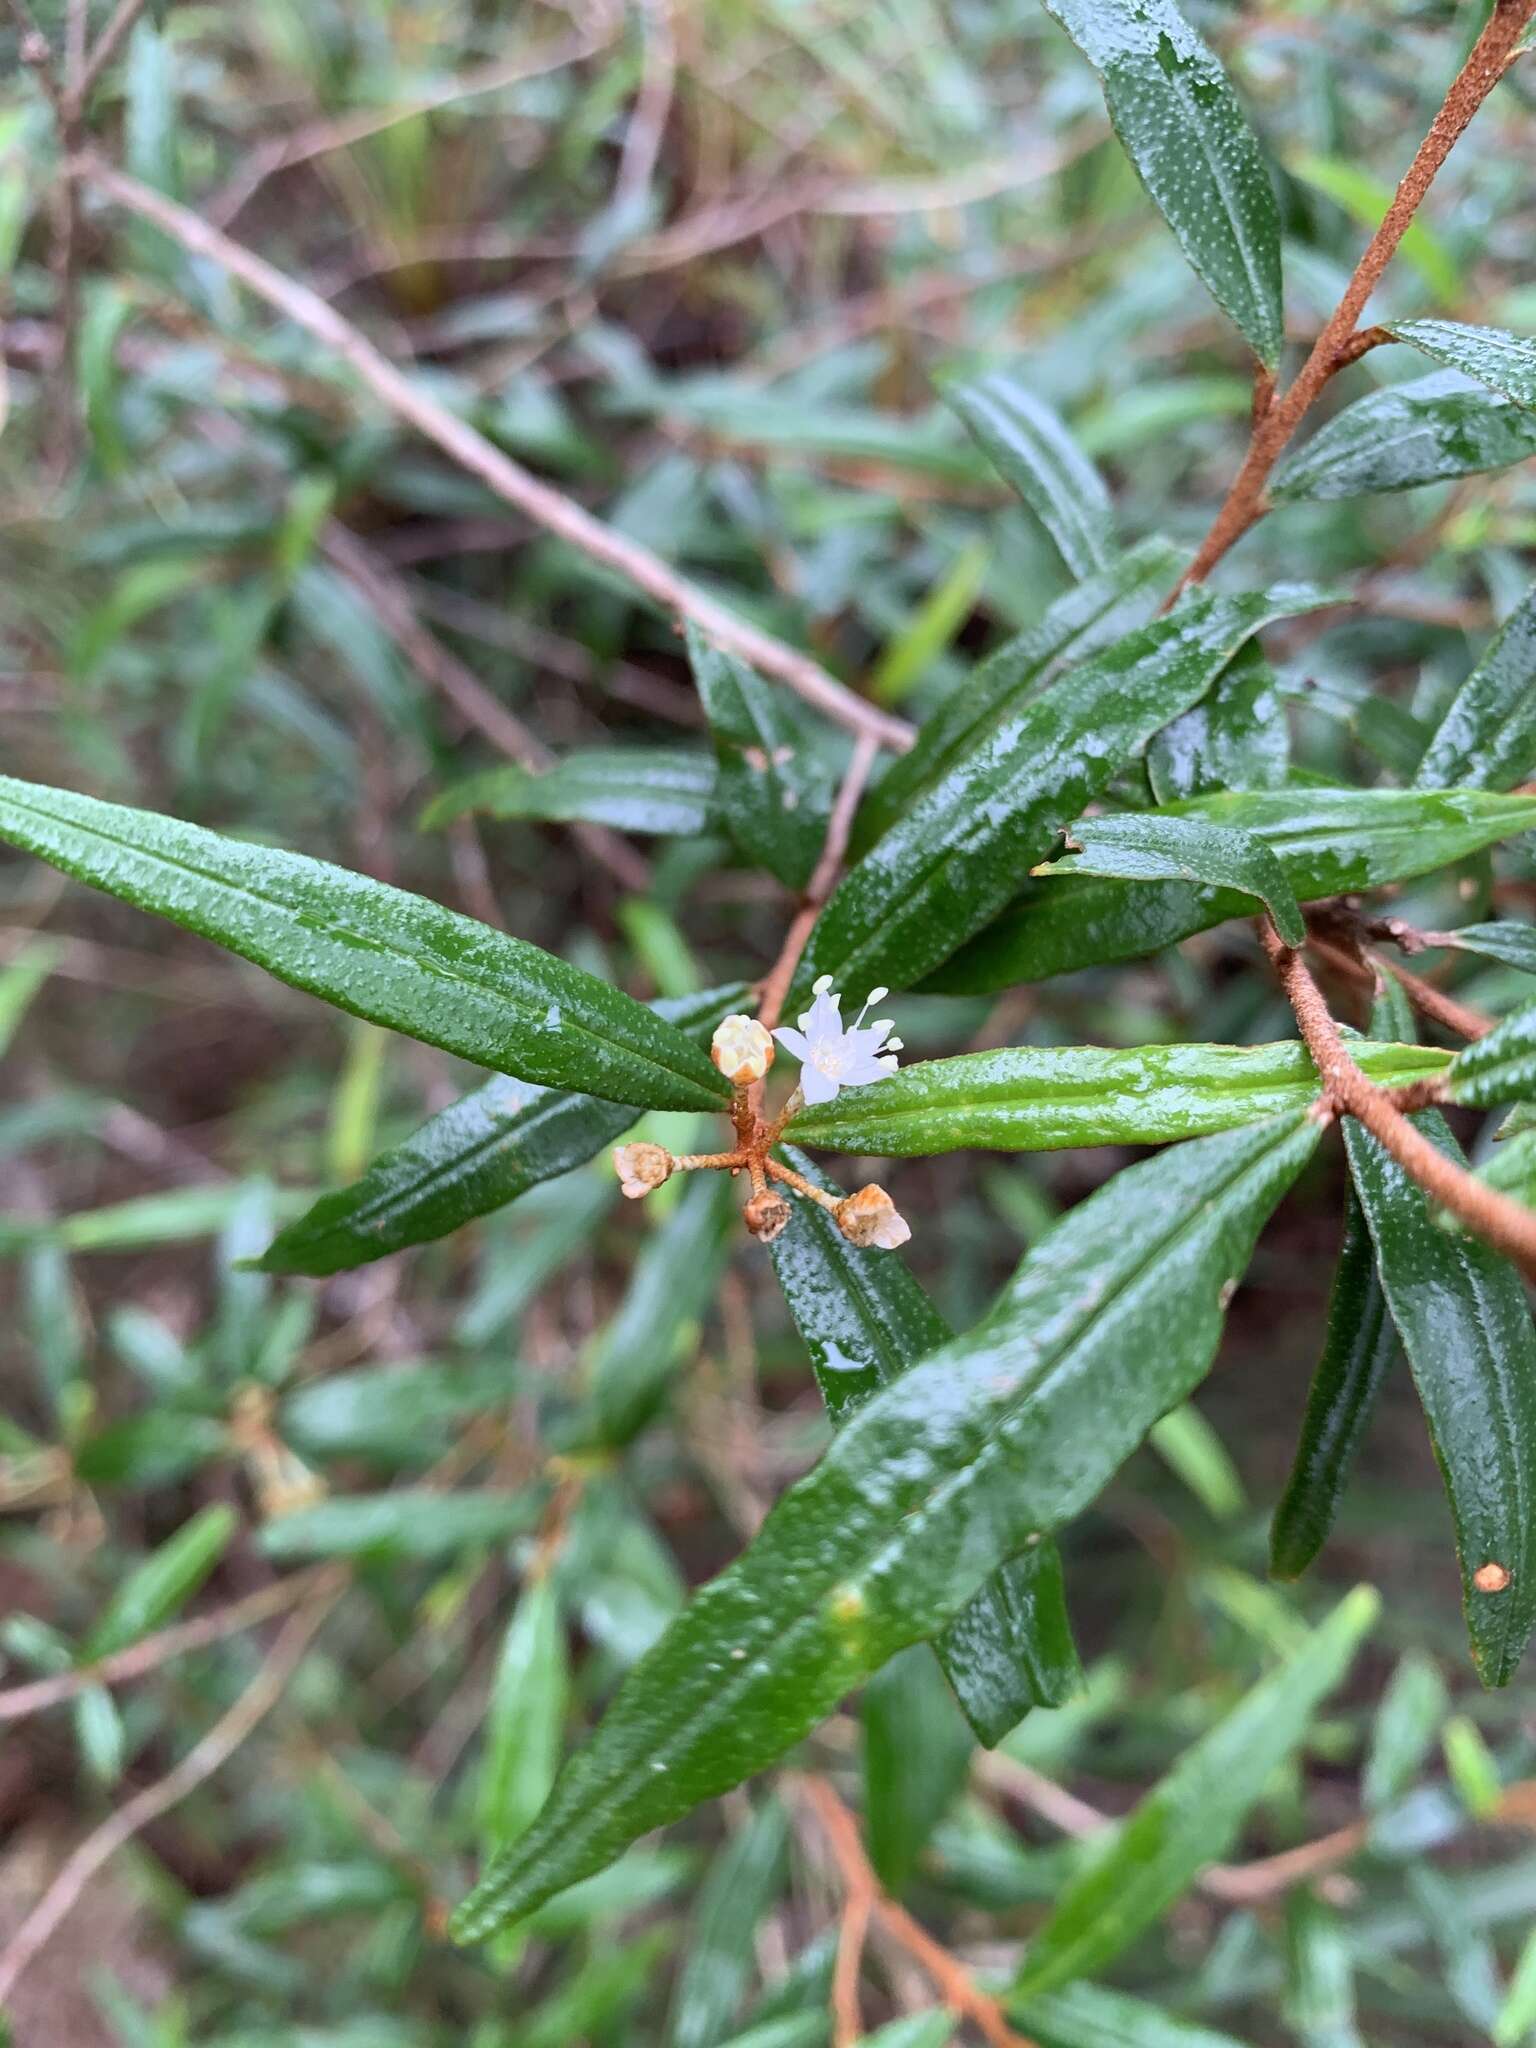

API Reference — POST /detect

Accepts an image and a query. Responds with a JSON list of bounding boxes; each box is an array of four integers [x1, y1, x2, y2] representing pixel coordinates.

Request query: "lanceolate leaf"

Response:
[[856, 538, 1180, 851], [1011, 1981, 1257, 2048], [1386, 320, 1536, 413], [1446, 1000, 1536, 1110], [1147, 641, 1288, 802], [420, 748, 717, 837], [259, 986, 746, 1276], [0, 775, 729, 1114], [1344, 1115, 1536, 1687], [1010, 1588, 1377, 1995], [690, 627, 834, 891], [802, 587, 1329, 998], [1040, 0, 1284, 367], [665, 1800, 788, 2048], [770, 1146, 1082, 1742], [788, 1039, 1445, 1157], [926, 786, 1536, 992], [1415, 581, 1536, 792], [449, 1113, 1317, 1938], [1270, 1187, 1400, 1580], [1433, 922, 1536, 976], [1271, 372, 1536, 502], [1036, 812, 1306, 944], [944, 374, 1113, 578]]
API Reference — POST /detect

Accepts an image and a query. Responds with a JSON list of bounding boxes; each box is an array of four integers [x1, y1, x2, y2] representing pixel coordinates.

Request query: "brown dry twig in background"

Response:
[[74, 160, 913, 754], [1175, 0, 1536, 596], [0, 1585, 341, 2008], [796, 1775, 1034, 2048]]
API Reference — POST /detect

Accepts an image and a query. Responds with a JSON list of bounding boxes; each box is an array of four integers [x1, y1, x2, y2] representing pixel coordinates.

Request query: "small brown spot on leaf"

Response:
[[1475, 1561, 1512, 1593]]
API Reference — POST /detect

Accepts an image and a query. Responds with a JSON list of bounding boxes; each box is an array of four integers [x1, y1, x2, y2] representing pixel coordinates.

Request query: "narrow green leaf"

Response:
[[1475, 1123, 1536, 1211], [1148, 1403, 1245, 1521], [75, 1684, 127, 1787], [1011, 1587, 1378, 1994], [0, 937, 61, 1059], [788, 1039, 1444, 1157], [0, 775, 728, 1114], [1040, 0, 1284, 365], [690, 627, 834, 890], [666, 1801, 789, 2048], [259, 986, 744, 1276], [864, 1646, 974, 1893], [1344, 1115, 1536, 1685], [926, 786, 1536, 992], [1416, 581, 1536, 791], [1284, 1892, 1363, 2048], [81, 1503, 236, 1661], [1386, 319, 1536, 412], [1270, 1187, 1400, 1580], [1363, 1650, 1448, 1813], [74, 1411, 230, 1489], [944, 375, 1113, 577], [856, 538, 1181, 852], [770, 1145, 1083, 1740], [1272, 372, 1536, 502], [803, 587, 1330, 997], [1446, 1000, 1536, 1109], [1494, 1923, 1536, 2048], [1147, 643, 1288, 803], [869, 539, 991, 707], [587, 1172, 733, 1446], [450, 1114, 1317, 1937], [479, 1576, 569, 1855], [1036, 812, 1306, 944], [260, 1488, 540, 1562], [1293, 160, 1457, 302], [1443, 1712, 1502, 1820], [280, 1358, 512, 1466], [420, 748, 717, 837], [1432, 921, 1536, 976], [1012, 1981, 1256, 2048]]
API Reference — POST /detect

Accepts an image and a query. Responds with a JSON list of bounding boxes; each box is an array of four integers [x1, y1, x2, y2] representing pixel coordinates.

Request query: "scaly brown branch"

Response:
[[1263, 921, 1536, 1276], [1175, 0, 1536, 596], [796, 1776, 1035, 2048], [73, 159, 912, 754]]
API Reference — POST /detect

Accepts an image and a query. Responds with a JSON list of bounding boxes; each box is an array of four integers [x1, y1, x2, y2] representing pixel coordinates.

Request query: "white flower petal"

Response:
[[799, 1061, 841, 1105]]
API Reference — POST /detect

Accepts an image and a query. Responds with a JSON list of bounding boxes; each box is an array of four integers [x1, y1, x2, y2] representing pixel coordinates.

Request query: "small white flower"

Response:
[[772, 985, 901, 1107]]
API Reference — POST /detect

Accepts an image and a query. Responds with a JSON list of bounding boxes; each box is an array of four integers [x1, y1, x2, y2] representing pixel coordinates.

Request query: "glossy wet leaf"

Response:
[[1446, 1000, 1536, 1109], [81, 1503, 236, 1660], [1386, 320, 1536, 412], [1271, 372, 1536, 502], [1270, 1187, 1400, 1580], [1036, 811, 1306, 944], [944, 373, 1113, 577], [0, 775, 729, 1114], [1344, 1115, 1536, 1686], [449, 1113, 1316, 1937], [788, 1038, 1444, 1156], [259, 986, 744, 1276], [1431, 922, 1536, 976], [1040, 0, 1284, 366], [926, 786, 1536, 991], [690, 627, 834, 891], [1415, 580, 1536, 792], [1147, 642, 1288, 802], [419, 748, 717, 837], [770, 1146, 1082, 1742], [802, 586, 1330, 998], [856, 538, 1180, 851], [1011, 1586, 1378, 1994]]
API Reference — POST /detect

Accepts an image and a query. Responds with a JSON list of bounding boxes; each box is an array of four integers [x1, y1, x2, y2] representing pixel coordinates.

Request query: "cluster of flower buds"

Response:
[[610, 985, 912, 1253]]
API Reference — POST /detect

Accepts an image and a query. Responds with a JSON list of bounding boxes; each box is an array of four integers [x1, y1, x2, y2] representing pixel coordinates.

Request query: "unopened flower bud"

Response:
[[744, 1188, 793, 1242], [613, 1141, 672, 1199], [835, 1183, 911, 1250], [711, 1014, 775, 1086]]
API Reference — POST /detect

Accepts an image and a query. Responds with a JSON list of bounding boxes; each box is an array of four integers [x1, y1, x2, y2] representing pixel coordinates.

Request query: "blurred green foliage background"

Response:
[[5, 2, 1536, 2043]]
